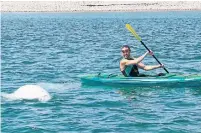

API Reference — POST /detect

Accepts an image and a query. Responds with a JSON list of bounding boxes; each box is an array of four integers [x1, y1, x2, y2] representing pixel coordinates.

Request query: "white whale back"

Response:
[[2, 85, 51, 102]]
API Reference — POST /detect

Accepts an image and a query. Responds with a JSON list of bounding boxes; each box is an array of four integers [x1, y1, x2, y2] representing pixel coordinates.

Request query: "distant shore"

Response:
[[1, 1, 201, 12]]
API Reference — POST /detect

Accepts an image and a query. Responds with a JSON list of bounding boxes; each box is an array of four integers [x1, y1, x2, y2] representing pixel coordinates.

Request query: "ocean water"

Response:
[[1, 11, 201, 133]]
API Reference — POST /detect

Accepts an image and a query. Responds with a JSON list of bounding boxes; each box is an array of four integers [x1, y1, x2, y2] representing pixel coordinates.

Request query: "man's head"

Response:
[[121, 45, 131, 59]]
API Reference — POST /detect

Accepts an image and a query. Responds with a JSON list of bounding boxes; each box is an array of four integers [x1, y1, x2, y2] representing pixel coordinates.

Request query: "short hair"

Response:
[[121, 45, 131, 51]]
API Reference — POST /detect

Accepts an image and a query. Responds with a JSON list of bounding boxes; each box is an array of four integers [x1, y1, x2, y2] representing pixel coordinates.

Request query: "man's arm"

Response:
[[137, 62, 164, 71], [120, 60, 126, 71], [125, 51, 149, 66]]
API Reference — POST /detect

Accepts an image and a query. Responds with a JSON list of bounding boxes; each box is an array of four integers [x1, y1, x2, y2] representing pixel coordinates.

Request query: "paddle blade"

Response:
[[126, 24, 142, 41]]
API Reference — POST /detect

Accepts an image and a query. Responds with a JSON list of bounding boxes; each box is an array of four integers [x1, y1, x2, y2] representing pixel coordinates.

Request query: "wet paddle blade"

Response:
[[125, 24, 142, 41]]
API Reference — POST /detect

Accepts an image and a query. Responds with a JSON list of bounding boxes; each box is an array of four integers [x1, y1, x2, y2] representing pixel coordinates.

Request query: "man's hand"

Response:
[[160, 64, 164, 68], [148, 50, 154, 56]]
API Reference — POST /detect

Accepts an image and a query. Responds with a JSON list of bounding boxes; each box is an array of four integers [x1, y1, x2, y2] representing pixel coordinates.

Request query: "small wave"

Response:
[[37, 82, 81, 92]]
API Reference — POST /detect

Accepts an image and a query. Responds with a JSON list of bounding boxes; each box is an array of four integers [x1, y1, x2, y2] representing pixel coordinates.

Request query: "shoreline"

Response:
[[1, 1, 201, 13], [2, 10, 201, 14]]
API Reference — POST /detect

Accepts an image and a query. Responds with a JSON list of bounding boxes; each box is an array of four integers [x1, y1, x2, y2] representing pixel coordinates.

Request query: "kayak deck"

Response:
[[80, 73, 201, 87]]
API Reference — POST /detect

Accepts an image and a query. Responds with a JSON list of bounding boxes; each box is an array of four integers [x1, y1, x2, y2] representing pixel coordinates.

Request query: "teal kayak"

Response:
[[80, 73, 201, 87]]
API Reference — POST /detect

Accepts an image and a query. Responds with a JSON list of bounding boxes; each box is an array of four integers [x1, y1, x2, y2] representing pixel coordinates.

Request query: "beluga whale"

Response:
[[2, 85, 51, 102]]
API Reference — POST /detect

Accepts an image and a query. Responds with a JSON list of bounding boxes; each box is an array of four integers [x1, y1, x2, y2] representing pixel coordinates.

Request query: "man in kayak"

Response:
[[120, 45, 164, 77]]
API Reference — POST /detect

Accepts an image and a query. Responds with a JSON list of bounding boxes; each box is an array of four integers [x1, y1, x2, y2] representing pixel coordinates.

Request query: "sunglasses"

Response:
[[122, 49, 129, 53]]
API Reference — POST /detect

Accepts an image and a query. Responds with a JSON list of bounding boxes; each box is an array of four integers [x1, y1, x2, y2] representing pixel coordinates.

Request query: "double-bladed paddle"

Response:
[[125, 24, 169, 73]]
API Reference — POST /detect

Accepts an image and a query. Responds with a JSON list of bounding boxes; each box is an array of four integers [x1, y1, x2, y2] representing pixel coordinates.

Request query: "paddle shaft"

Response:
[[125, 24, 169, 73], [140, 41, 169, 73]]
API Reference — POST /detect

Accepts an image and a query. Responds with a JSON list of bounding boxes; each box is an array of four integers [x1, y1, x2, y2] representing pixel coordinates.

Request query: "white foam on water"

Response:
[[1, 85, 51, 102], [37, 82, 81, 92]]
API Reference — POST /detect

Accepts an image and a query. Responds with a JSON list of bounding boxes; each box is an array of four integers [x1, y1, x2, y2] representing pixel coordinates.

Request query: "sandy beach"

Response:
[[1, 1, 201, 12]]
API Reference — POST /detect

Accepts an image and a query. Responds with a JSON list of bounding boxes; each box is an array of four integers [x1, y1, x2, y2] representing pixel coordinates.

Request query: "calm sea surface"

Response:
[[1, 11, 201, 133]]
